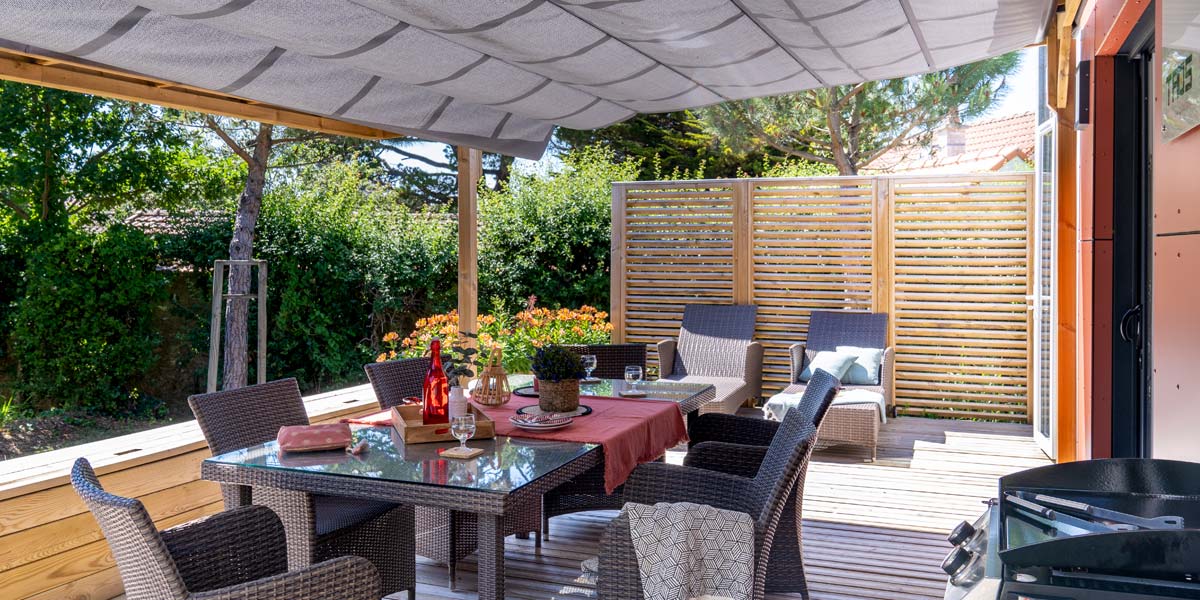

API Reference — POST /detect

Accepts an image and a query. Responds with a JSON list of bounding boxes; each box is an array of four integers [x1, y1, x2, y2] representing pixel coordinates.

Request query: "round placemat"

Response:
[[512, 385, 538, 398], [515, 404, 593, 418]]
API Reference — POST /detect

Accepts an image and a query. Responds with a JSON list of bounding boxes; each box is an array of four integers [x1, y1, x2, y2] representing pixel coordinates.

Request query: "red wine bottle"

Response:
[[422, 338, 450, 425]]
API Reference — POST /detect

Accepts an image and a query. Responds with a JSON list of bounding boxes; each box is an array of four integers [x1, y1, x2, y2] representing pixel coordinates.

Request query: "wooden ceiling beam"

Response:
[[0, 48, 396, 140]]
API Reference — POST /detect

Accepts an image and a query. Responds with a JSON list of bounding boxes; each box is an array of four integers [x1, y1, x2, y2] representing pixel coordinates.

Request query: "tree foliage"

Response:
[[478, 146, 641, 312], [554, 110, 783, 179], [0, 82, 234, 225], [701, 53, 1021, 175]]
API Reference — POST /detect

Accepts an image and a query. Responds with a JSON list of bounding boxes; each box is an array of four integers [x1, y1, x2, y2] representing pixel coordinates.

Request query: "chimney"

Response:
[[939, 126, 966, 157]]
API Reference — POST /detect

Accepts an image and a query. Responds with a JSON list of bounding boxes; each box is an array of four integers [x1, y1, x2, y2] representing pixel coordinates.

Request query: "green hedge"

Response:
[[11, 224, 166, 415]]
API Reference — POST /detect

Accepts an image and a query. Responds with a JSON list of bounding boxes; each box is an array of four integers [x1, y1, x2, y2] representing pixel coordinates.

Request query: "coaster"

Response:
[[516, 404, 594, 418], [618, 390, 647, 398], [440, 446, 484, 459]]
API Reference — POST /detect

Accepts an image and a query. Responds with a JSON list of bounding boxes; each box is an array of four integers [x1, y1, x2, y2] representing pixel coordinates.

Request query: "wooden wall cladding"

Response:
[[612, 173, 1035, 421]]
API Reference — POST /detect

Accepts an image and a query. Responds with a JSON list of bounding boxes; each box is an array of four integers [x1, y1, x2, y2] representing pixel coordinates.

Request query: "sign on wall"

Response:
[[1164, 0, 1200, 141]]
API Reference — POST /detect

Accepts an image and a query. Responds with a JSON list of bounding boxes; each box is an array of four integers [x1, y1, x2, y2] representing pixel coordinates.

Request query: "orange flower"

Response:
[[415, 318, 428, 328], [383, 331, 399, 343], [375, 352, 389, 363]]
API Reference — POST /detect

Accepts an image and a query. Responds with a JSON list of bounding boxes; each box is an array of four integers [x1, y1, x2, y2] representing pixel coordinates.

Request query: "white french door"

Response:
[[1031, 120, 1058, 460]]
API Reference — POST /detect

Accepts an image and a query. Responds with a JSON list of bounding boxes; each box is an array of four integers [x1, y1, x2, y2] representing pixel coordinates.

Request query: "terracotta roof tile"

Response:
[[867, 112, 1036, 174]]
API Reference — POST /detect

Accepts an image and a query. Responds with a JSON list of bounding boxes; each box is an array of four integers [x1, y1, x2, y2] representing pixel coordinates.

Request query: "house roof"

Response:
[[0, 1, 1053, 159], [868, 111, 1037, 175]]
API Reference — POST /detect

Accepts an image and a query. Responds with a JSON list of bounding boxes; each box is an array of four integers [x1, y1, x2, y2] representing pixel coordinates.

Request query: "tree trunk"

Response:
[[221, 123, 273, 390]]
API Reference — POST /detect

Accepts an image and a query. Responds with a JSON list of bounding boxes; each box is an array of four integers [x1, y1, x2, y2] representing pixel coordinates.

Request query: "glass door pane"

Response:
[[1032, 122, 1057, 459]]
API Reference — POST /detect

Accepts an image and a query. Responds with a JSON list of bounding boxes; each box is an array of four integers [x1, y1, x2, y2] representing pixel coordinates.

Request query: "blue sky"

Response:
[[395, 46, 1040, 176]]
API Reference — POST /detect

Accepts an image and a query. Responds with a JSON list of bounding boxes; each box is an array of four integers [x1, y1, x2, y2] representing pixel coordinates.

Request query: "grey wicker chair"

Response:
[[786, 310, 893, 460], [595, 371, 835, 600], [540, 344, 648, 537], [70, 458, 381, 600], [686, 369, 841, 595], [657, 304, 763, 414], [187, 379, 414, 599], [561, 343, 646, 379], [362, 358, 542, 588]]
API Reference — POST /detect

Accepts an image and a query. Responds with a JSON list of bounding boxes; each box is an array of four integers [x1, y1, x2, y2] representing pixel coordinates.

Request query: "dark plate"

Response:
[[512, 385, 538, 398], [515, 404, 594, 418]]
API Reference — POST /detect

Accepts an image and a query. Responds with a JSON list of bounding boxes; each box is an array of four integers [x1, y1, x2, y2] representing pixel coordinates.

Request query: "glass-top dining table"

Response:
[[200, 377, 715, 600]]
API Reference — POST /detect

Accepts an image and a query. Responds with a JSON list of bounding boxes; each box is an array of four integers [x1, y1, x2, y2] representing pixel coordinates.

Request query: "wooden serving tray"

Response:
[[390, 403, 495, 444]]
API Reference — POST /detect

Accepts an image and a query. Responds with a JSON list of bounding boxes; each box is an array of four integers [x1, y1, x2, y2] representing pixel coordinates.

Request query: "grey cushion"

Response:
[[662, 375, 753, 414], [798, 351, 856, 383], [314, 495, 397, 536], [836, 345, 884, 386]]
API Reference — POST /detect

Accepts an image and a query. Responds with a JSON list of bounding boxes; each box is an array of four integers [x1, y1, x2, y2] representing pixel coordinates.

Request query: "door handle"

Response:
[[1119, 304, 1142, 343]]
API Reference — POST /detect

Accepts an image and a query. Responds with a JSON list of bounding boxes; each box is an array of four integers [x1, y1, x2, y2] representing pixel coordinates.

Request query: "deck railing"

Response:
[[611, 172, 1036, 421]]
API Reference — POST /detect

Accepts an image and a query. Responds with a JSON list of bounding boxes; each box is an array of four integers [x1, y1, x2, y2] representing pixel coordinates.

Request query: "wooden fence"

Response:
[[611, 173, 1036, 421]]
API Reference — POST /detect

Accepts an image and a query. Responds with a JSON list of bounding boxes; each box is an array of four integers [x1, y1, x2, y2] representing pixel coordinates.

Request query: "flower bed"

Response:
[[379, 304, 612, 374]]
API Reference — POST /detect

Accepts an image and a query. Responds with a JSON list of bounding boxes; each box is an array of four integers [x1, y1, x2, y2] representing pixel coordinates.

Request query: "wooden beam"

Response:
[[1055, 10, 1074, 109], [456, 147, 482, 345], [0, 48, 395, 139]]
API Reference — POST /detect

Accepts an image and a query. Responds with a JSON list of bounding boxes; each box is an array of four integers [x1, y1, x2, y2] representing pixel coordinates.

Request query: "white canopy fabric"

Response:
[[0, 0, 1053, 158]]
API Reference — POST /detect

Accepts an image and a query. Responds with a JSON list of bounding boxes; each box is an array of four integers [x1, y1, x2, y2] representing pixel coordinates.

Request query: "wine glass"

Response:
[[624, 365, 643, 393], [581, 354, 597, 382], [450, 414, 476, 450]]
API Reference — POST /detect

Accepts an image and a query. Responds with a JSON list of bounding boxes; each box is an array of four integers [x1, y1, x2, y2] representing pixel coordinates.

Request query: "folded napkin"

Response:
[[341, 410, 393, 426], [277, 423, 353, 452]]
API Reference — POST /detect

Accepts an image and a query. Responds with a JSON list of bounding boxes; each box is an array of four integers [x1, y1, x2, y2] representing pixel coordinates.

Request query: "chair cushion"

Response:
[[835, 345, 884, 386], [314, 495, 397, 536], [662, 375, 753, 414], [798, 351, 856, 382]]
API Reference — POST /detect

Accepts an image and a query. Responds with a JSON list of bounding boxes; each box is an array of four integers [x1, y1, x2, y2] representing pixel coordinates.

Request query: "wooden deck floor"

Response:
[[408, 416, 1050, 599]]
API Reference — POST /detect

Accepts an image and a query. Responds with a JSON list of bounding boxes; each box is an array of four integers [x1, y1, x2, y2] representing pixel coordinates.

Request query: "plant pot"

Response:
[[538, 379, 580, 413]]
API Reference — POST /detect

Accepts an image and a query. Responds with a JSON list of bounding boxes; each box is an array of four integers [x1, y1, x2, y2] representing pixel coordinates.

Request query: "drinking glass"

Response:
[[581, 354, 597, 381], [624, 365, 643, 392], [450, 414, 476, 450]]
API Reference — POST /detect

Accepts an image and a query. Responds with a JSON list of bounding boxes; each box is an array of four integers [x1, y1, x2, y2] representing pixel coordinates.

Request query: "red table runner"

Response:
[[474, 396, 688, 493]]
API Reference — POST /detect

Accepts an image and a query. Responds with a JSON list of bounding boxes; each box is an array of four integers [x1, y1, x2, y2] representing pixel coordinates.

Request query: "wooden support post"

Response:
[[456, 147, 482, 345], [732, 180, 754, 305], [610, 183, 628, 344]]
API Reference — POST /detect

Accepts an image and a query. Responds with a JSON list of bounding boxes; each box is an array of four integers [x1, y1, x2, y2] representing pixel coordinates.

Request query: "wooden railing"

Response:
[[611, 173, 1035, 421], [0, 385, 380, 600]]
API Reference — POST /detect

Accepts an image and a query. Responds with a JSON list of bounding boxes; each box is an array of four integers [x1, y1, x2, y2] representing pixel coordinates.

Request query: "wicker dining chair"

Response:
[[685, 369, 841, 595], [71, 458, 381, 600], [657, 304, 763, 414], [560, 343, 646, 379], [363, 358, 542, 588], [595, 372, 834, 600], [188, 379, 415, 599]]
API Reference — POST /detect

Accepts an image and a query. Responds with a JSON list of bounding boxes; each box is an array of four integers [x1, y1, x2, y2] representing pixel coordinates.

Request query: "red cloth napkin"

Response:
[[474, 396, 688, 493], [277, 423, 353, 452], [341, 410, 393, 426]]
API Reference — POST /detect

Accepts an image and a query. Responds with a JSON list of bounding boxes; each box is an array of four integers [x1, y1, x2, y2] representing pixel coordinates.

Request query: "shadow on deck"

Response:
[[408, 417, 1049, 599]]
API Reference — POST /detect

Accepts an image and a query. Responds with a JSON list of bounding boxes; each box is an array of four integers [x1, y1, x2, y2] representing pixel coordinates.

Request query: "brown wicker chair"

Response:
[[686, 369, 840, 595], [363, 358, 542, 588], [540, 344, 648, 537], [657, 304, 763, 414], [785, 310, 893, 460], [71, 458, 381, 600], [187, 379, 415, 599], [595, 371, 836, 600], [561, 343, 646, 379]]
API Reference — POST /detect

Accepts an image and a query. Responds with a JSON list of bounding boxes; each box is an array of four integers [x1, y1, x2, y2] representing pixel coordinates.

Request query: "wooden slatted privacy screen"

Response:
[[611, 173, 1036, 421]]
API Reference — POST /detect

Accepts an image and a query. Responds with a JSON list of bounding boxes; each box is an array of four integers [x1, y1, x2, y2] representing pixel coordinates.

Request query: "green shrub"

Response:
[[478, 146, 640, 312], [11, 224, 167, 415], [161, 161, 458, 392]]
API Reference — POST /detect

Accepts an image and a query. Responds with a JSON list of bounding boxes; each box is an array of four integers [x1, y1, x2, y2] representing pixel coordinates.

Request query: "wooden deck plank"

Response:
[[394, 416, 1048, 600]]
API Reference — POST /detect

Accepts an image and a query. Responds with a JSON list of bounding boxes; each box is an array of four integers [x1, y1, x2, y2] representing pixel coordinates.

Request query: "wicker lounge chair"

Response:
[[785, 310, 893, 460], [686, 369, 840, 595], [187, 379, 415, 598], [657, 304, 763, 413], [595, 370, 836, 600], [71, 458, 382, 600], [363, 358, 542, 587]]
